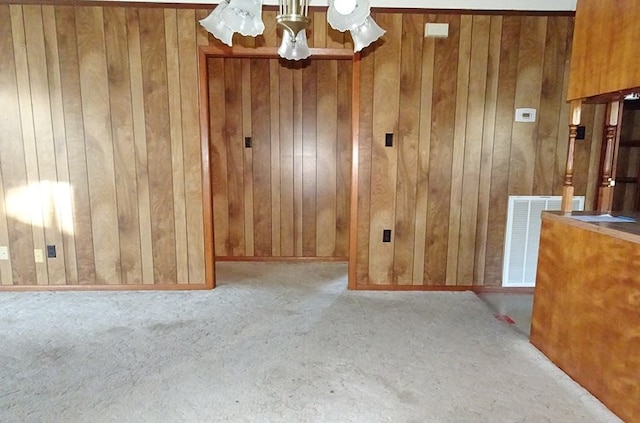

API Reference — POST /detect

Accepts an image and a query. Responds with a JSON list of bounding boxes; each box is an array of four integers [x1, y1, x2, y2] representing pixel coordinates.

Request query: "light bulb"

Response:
[[334, 0, 357, 15]]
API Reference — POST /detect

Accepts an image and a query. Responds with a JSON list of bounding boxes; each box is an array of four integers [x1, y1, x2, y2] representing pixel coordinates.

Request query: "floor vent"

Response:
[[502, 195, 584, 287]]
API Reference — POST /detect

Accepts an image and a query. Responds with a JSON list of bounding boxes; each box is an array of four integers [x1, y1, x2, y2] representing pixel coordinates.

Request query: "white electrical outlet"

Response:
[[0, 246, 8, 260], [34, 249, 44, 263]]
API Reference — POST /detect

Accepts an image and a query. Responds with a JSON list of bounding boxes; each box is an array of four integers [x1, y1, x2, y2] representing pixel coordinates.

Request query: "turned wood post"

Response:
[[598, 100, 621, 213], [562, 100, 582, 212]]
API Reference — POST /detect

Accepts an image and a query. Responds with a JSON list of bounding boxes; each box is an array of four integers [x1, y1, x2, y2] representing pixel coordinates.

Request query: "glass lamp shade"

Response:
[[278, 30, 311, 61], [327, 0, 370, 32], [350, 15, 385, 52], [199, 1, 235, 47], [221, 0, 265, 37]]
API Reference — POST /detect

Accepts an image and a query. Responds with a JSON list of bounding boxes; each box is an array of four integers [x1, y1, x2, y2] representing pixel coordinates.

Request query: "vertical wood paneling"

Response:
[[293, 68, 304, 256], [164, 9, 189, 283], [178, 9, 205, 284], [533, 17, 567, 195], [457, 15, 490, 285], [25, 5, 62, 285], [0, 5, 601, 290], [353, 13, 595, 288], [313, 11, 327, 48], [393, 14, 423, 284], [209, 58, 229, 256], [474, 16, 502, 285], [412, 14, 436, 285], [76, 6, 121, 284], [43, 6, 78, 285], [316, 60, 338, 256], [251, 58, 272, 256], [270, 59, 281, 256], [241, 58, 255, 256], [56, 6, 97, 285], [508, 17, 548, 195], [302, 62, 318, 256], [210, 56, 351, 260], [125, 8, 154, 284], [279, 65, 295, 256], [139, 8, 177, 283], [0, 5, 26, 285], [105, 7, 143, 284], [0, 5, 208, 289], [26, 4, 66, 286], [0, 175, 12, 285], [552, 21, 574, 197], [369, 13, 402, 284], [261, 10, 277, 46], [356, 49, 375, 284], [483, 16, 521, 285], [224, 59, 245, 256], [335, 60, 352, 258], [327, 16, 345, 48], [11, 5, 49, 285], [425, 14, 459, 285], [446, 15, 472, 285]]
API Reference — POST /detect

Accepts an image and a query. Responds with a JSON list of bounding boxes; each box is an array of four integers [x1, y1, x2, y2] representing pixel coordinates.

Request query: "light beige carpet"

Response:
[[0, 262, 620, 422]]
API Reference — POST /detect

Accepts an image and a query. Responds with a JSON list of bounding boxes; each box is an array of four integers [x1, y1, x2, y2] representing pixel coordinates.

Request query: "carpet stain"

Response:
[[494, 313, 516, 324]]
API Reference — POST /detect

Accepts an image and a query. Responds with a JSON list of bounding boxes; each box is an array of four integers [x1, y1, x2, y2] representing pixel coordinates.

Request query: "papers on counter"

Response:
[[569, 214, 636, 223]]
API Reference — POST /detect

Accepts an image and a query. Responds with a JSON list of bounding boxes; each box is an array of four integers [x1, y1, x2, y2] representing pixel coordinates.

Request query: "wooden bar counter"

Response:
[[530, 212, 640, 422]]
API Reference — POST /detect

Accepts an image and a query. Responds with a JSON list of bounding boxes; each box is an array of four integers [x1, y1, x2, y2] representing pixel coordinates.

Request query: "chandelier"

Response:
[[199, 0, 385, 60]]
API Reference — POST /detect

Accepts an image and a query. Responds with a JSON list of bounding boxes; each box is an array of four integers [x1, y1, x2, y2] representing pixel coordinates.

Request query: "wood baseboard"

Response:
[[472, 286, 535, 294], [215, 256, 348, 262], [353, 284, 474, 291], [353, 284, 535, 293], [0, 283, 211, 292]]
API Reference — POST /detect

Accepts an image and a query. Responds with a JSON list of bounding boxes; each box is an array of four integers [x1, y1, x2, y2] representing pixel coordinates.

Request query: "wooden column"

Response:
[[562, 100, 582, 212], [598, 100, 622, 213]]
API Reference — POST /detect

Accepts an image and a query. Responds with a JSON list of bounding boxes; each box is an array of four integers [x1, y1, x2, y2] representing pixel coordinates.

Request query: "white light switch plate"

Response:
[[0, 246, 8, 260], [34, 249, 44, 263]]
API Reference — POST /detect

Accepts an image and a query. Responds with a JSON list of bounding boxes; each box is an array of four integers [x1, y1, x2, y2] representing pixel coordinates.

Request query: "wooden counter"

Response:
[[530, 212, 640, 422]]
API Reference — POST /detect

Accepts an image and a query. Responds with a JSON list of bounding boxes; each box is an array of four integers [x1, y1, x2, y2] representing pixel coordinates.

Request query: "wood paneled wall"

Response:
[[0, 4, 207, 287], [208, 57, 352, 258], [0, 3, 605, 289], [355, 12, 604, 287]]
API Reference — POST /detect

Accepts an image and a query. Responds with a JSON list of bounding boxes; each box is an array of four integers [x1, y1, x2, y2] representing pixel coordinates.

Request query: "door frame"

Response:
[[197, 45, 361, 289]]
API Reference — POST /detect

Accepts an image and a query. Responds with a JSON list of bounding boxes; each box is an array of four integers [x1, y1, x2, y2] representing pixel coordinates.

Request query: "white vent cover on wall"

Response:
[[502, 195, 584, 287]]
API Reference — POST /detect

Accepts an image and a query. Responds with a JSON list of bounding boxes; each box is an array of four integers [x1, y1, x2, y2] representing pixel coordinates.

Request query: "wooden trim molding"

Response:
[[215, 256, 348, 262], [353, 285, 535, 293], [198, 45, 357, 289], [198, 46, 215, 289], [354, 284, 475, 291], [348, 53, 361, 290], [199, 45, 353, 59], [472, 286, 535, 294], [0, 2, 576, 16]]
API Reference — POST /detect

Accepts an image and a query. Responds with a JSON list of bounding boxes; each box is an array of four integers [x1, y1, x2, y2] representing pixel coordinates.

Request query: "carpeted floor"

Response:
[[0, 262, 620, 422]]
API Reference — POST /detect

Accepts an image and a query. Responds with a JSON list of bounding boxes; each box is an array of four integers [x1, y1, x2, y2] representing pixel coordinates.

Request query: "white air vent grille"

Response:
[[502, 195, 584, 287]]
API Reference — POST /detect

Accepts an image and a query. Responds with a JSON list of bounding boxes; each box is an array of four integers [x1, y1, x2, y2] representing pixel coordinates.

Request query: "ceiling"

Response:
[[101, 0, 578, 12]]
